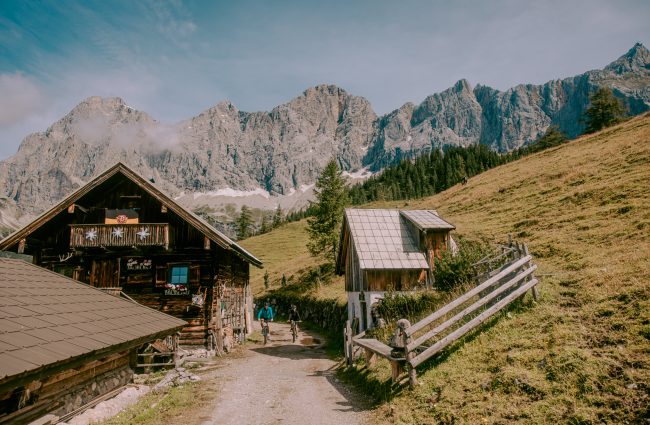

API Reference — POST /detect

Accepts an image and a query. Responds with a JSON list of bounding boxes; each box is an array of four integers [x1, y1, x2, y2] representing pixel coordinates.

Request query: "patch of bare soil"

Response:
[[191, 321, 371, 425]]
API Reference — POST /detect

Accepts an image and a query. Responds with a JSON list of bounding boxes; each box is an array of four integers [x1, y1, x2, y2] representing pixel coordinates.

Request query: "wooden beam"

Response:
[[67, 204, 75, 213], [406, 255, 533, 337], [17, 239, 25, 254], [409, 278, 539, 368], [161, 205, 168, 213], [204, 236, 211, 250], [407, 265, 537, 352]]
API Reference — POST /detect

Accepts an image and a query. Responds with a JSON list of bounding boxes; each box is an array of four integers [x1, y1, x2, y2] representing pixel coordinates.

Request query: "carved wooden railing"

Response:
[[69, 223, 169, 248]]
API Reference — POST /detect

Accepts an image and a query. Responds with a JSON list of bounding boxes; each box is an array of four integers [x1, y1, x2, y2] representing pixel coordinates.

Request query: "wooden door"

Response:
[[90, 259, 120, 288]]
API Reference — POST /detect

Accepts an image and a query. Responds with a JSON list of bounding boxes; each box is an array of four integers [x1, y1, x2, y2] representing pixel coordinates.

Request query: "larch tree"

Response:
[[307, 159, 349, 264]]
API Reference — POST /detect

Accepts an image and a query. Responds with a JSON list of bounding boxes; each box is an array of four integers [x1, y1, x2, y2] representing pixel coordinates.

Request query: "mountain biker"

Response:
[[258, 302, 274, 324], [287, 304, 301, 323], [258, 302, 274, 342], [287, 304, 301, 342]]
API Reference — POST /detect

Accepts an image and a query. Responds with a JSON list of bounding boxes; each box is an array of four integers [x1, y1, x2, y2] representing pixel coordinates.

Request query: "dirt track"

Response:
[[198, 321, 370, 425]]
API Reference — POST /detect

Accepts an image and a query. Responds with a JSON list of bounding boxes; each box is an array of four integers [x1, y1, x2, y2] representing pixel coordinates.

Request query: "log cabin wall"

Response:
[[0, 166, 261, 350], [0, 350, 133, 424]]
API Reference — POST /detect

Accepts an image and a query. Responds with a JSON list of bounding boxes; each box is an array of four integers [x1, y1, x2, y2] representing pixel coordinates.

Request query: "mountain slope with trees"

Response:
[[241, 113, 650, 423]]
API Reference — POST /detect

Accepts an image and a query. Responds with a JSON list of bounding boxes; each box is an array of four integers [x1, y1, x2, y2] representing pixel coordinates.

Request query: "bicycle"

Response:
[[289, 320, 300, 343], [260, 318, 270, 345]]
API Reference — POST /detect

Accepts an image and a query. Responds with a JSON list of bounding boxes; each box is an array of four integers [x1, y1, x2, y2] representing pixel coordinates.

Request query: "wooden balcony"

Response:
[[70, 223, 169, 249]]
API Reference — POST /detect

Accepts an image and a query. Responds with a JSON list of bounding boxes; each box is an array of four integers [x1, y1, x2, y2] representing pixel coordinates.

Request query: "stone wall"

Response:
[[54, 365, 133, 416]]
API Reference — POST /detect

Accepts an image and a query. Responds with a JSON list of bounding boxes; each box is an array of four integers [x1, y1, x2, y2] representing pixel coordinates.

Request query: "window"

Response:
[[168, 265, 189, 284]]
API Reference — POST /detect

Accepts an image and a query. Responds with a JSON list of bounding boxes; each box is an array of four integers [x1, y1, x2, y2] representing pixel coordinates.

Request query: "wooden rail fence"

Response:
[[346, 240, 539, 388]]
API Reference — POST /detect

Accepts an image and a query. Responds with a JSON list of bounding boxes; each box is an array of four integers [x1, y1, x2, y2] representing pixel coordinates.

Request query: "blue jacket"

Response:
[[258, 306, 274, 320]]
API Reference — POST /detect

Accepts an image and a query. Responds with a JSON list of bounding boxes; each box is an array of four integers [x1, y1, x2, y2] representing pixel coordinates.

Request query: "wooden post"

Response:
[[345, 320, 353, 366], [172, 333, 180, 367], [364, 348, 376, 367], [216, 297, 224, 354], [398, 319, 418, 388], [17, 239, 25, 254], [204, 236, 211, 250], [524, 245, 539, 301]]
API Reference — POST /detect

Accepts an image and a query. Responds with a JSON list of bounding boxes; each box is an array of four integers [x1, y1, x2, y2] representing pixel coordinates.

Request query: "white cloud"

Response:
[[0, 73, 45, 125]]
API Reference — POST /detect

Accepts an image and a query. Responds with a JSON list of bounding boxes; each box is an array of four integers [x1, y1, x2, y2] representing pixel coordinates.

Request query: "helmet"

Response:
[[264, 301, 269, 307]]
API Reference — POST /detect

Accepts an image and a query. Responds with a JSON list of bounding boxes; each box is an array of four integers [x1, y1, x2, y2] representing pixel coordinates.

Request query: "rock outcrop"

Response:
[[0, 44, 648, 224]]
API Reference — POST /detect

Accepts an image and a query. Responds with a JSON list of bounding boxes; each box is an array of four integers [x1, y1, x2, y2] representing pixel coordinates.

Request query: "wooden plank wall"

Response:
[[0, 350, 131, 424]]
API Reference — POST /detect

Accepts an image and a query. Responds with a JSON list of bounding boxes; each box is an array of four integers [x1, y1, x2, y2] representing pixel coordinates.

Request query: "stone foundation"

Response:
[[54, 366, 133, 416]]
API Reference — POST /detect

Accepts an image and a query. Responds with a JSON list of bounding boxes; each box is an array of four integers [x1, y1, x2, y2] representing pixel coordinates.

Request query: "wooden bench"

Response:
[[352, 338, 405, 381]]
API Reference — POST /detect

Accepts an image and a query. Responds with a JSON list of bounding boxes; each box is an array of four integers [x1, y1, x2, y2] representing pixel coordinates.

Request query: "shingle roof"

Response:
[[344, 209, 429, 270], [0, 258, 186, 383], [400, 210, 456, 231]]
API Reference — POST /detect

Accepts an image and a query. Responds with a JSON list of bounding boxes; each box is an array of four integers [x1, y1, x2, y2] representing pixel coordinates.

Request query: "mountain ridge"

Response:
[[0, 44, 649, 228]]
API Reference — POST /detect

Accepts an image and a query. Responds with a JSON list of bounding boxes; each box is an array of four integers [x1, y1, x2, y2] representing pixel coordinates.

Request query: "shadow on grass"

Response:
[[415, 297, 538, 375]]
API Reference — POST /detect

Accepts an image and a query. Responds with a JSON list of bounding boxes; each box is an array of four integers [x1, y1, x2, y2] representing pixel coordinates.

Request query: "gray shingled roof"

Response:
[[345, 209, 429, 270], [0, 258, 186, 382], [400, 210, 456, 230]]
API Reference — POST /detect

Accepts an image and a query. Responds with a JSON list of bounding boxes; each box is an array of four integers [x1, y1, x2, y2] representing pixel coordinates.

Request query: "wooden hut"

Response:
[[0, 163, 263, 349], [335, 209, 455, 332], [0, 258, 186, 424]]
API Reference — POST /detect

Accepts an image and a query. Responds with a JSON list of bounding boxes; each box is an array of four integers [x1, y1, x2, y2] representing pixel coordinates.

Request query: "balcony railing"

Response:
[[70, 223, 169, 248]]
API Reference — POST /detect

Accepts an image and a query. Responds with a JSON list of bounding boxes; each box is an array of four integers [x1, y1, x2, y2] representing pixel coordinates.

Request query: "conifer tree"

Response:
[[584, 87, 625, 134], [272, 205, 283, 228], [307, 159, 349, 263], [263, 270, 269, 289], [259, 214, 270, 234], [236, 205, 252, 240]]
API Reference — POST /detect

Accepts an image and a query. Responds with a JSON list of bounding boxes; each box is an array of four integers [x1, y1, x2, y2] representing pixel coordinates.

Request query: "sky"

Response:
[[0, 0, 648, 159]]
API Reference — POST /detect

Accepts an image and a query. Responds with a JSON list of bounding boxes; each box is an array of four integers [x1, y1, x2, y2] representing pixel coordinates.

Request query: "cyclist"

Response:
[[287, 304, 301, 342], [258, 302, 274, 341]]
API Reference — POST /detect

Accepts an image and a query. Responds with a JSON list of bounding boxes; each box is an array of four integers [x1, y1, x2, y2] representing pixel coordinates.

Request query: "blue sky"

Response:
[[0, 0, 648, 159]]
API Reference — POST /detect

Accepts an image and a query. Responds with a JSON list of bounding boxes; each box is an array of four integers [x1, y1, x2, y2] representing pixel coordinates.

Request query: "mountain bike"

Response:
[[289, 320, 300, 343], [261, 318, 270, 345]]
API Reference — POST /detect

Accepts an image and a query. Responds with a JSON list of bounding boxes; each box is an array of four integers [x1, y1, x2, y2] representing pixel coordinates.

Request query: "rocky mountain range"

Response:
[[0, 43, 649, 232]]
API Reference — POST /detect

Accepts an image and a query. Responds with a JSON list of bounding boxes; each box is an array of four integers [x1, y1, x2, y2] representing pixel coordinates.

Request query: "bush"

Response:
[[433, 238, 492, 291]]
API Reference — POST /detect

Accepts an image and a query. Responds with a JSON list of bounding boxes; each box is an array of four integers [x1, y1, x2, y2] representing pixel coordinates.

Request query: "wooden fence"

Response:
[[347, 240, 539, 388]]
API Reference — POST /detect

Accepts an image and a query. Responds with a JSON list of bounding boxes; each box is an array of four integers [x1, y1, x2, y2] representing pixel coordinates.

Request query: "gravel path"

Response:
[[199, 321, 369, 425]]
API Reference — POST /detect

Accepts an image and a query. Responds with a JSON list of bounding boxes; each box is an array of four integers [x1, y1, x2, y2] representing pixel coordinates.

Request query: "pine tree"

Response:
[[272, 205, 283, 228], [259, 215, 270, 234], [263, 270, 269, 289], [584, 87, 625, 134], [281, 273, 287, 287], [307, 159, 349, 263], [236, 205, 252, 240]]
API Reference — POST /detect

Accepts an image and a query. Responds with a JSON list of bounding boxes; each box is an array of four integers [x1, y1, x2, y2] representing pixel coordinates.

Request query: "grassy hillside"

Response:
[[239, 220, 345, 301], [241, 114, 650, 423]]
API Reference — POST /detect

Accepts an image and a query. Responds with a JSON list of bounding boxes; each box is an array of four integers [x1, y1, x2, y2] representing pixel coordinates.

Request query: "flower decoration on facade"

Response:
[[116, 214, 128, 224], [136, 227, 150, 241], [85, 229, 98, 241], [112, 227, 124, 238]]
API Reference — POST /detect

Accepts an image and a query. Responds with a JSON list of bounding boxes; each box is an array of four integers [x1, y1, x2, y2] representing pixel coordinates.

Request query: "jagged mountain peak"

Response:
[[605, 42, 650, 74], [1, 43, 649, 221]]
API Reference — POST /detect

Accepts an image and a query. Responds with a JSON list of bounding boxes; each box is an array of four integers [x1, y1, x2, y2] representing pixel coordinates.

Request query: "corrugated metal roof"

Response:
[[400, 210, 456, 231], [0, 258, 186, 382], [345, 209, 429, 270]]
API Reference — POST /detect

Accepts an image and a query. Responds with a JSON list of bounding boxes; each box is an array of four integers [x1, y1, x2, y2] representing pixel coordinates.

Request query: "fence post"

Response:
[[524, 244, 539, 301], [398, 319, 418, 388], [345, 320, 353, 366]]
